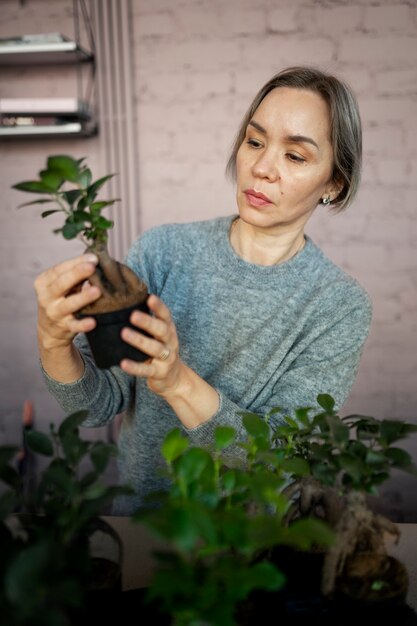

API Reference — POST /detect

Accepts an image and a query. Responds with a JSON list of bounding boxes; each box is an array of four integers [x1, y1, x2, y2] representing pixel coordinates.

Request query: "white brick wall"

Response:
[[1, 0, 417, 516]]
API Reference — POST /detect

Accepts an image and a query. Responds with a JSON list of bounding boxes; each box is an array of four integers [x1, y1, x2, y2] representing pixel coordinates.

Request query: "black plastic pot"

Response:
[[81, 300, 151, 369]]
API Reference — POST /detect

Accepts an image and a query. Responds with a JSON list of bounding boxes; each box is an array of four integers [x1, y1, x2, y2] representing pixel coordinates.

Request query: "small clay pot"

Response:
[[81, 300, 151, 369]]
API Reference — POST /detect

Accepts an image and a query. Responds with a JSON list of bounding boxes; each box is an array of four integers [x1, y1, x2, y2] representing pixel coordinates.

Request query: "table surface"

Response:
[[99, 518, 417, 611]]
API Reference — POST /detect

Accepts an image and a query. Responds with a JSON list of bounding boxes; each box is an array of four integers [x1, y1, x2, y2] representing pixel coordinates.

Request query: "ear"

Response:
[[323, 174, 344, 204]]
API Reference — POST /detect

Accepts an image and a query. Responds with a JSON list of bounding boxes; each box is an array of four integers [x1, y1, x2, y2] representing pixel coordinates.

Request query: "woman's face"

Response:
[[235, 86, 340, 233]]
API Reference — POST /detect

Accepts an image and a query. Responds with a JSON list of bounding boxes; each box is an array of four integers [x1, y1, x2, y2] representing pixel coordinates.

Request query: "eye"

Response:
[[246, 138, 263, 149], [287, 153, 306, 163]]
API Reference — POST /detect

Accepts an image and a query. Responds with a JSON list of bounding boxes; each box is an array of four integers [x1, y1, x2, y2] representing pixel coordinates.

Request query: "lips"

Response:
[[244, 188, 273, 207]]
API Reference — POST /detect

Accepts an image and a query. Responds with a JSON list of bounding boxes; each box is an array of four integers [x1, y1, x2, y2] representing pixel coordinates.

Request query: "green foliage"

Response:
[[271, 398, 417, 494], [134, 418, 333, 626], [13, 154, 118, 246], [0, 411, 131, 626]]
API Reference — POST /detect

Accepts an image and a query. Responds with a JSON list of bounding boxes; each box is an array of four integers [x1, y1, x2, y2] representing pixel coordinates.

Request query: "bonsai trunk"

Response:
[[80, 241, 148, 315], [321, 490, 402, 596]]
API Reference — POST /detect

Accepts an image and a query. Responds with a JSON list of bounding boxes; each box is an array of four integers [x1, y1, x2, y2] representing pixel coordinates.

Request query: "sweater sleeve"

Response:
[[42, 334, 136, 427], [184, 290, 372, 450], [40, 231, 153, 426]]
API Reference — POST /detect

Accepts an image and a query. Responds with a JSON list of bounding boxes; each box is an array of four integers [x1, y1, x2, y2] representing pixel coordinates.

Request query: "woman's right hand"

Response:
[[34, 254, 102, 352]]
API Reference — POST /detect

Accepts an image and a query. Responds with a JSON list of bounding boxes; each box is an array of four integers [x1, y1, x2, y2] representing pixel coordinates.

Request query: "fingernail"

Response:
[[84, 254, 98, 264], [131, 311, 142, 323]]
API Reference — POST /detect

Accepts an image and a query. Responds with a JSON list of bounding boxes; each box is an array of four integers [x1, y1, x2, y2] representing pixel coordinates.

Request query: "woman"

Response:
[[37, 66, 372, 514]]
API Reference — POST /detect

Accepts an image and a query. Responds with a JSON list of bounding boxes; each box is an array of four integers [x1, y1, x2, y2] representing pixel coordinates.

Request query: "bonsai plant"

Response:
[[13, 154, 149, 368], [0, 409, 132, 626], [133, 416, 333, 626], [271, 393, 417, 614]]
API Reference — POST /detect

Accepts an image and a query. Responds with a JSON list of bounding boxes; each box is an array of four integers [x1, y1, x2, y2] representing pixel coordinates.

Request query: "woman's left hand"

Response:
[[120, 294, 182, 397]]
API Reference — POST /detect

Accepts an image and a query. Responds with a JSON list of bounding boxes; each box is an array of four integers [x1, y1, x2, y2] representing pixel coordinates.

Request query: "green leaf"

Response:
[[41, 209, 62, 218], [283, 415, 299, 429], [93, 216, 114, 230], [312, 463, 337, 486], [214, 426, 236, 451], [83, 483, 107, 500], [287, 517, 335, 549], [87, 174, 114, 197], [90, 200, 118, 213], [12, 180, 53, 194], [242, 413, 270, 439], [62, 221, 84, 239], [62, 189, 82, 205], [25, 430, 53, 456], [317, 394, 336, 413], [326, 415, 349, 446], [39, 169, 63, 190], [177, 448, 212, 484], [294, 407, 313, 426], [41, 461, 73, 494], [338, 453, 365, 483], [58, 410, 89, 439], [161, 428, 189, 463], [221, 469, 237, 491], [73, 209, 92, 222], [0, 464, 21, 489], [61, 432, 89, 465], [17, 198, 54, 208], [380, 420, 417, 445], [246, 561, 285, 592], [78, 168, 92, 188], [385, 447, 413, 468], [47, 155, 80, 182], [0, 446, 19, 469], [365, 449, 387, 466], [90, 442, 117, 474], [282, 456, 310, 476]]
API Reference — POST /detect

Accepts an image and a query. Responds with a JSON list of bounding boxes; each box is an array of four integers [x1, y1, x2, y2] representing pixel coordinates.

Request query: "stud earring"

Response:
[[322, 196, 331, 205]]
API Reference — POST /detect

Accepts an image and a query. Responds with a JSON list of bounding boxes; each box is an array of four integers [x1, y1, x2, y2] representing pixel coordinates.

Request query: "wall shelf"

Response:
[[0, 28, 97, 140], [0, 35, 93, 65], [0, 122, 97, 138], [0, 97, 97, 138]]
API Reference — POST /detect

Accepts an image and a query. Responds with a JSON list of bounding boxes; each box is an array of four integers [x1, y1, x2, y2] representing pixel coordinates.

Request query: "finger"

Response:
[[50, 284, 102, 319], [35, 254, 98, 297], [147, 294, 172, 323], [120, 358, 158, 378], [129, 309, 168, 343], [120, 326, 172, 361]]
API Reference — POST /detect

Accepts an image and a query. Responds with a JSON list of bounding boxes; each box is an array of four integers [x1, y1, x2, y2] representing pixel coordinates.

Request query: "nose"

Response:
[[251, 150, 279, 182]]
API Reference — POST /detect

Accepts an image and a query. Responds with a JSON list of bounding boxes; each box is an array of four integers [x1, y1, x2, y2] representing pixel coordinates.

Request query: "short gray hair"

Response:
[[226, 66, 362, 211]]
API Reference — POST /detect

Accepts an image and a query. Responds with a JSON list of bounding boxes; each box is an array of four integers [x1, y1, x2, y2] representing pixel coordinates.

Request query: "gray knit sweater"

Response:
[[44, 215, 372, 514]]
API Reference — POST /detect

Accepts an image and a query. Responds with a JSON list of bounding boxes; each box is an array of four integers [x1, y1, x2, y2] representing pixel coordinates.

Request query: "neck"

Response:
[[230, 218, 306, 266]]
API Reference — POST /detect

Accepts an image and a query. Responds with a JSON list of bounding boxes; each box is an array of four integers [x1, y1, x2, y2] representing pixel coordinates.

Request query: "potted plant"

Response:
[[0, 409, 132, 625], [132, 416, 333, 625], [13, 154, 149, 368], [270, 394, 417, 619]]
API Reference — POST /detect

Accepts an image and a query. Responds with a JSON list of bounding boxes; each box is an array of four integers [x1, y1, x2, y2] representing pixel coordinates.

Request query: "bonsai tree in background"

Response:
[[13, 155, 149, 367], [0, 410, 132, 625], [273, 394, 417, 601], [135, 417, 333, 626]]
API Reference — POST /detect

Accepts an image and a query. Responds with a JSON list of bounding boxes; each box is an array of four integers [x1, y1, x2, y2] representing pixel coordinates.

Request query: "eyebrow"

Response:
[[248, 119, 319, 150]]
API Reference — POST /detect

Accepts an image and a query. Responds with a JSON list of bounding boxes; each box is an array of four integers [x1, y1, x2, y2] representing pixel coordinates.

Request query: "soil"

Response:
[[81, 261, 148, 315], [73, 241, 149, 316]]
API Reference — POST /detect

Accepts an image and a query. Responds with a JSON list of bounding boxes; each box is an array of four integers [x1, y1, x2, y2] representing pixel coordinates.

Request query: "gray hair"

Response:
[[226, 66, 362, 211]]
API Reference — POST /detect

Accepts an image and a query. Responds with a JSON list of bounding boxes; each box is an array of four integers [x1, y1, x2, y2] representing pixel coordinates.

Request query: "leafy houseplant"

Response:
[[13, 154, 149, 368], [271, 394, 417, 612], [0, 410, 132, 626], [134, 417, 333, 626]]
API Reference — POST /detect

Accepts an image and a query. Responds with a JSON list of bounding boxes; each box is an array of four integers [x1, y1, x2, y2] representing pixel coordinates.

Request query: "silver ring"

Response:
[[158, 347, 170, 361]]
